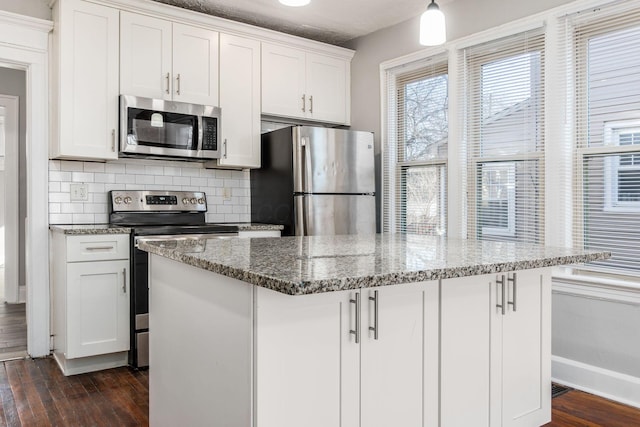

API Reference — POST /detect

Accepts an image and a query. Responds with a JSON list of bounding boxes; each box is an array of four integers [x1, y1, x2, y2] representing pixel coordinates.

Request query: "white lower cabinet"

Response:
[[255, 281, 439, 427], [51, 233, 130, 375], [441, 269, 551, 427]]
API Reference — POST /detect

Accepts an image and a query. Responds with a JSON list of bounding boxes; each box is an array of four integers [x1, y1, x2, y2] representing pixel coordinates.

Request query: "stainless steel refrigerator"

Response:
[[251, 126, 376, 236]]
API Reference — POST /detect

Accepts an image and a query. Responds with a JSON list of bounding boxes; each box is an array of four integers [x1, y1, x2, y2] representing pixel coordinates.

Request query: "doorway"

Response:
[[0, 70, 27, 361]]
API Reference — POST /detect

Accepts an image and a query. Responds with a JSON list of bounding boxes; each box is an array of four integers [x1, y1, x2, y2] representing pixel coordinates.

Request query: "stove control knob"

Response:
[[124, 196, 132, 205], [190, 198, 197, 204], [182, 198, 190, 204], [114, 196, 123, 204], [197, 198, 205, 205]]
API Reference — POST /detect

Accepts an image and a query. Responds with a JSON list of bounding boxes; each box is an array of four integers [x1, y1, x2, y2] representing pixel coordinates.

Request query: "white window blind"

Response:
[[383, 54, 448, 235], [461, 28, 546, 243], [564, 1, 640, 274]]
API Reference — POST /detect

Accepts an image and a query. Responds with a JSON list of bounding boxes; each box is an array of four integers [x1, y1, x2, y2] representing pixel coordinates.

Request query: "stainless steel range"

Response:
[[108, 190, 238, 369]]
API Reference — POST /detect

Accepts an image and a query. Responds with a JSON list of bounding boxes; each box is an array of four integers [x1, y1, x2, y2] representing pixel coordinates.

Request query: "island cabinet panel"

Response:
[[360, 283, 439, 427], [255, 281, 439, 427], [440, 268, 551, 427], [497, 269, 551, 427], [255, 287, 359, 427], [149, 256, 253, 427], [440, 274, 492, 427]]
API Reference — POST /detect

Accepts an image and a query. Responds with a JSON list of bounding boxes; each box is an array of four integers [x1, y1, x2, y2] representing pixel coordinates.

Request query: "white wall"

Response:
[[49, 160, 250, 224], [0, 0, 51, 20]]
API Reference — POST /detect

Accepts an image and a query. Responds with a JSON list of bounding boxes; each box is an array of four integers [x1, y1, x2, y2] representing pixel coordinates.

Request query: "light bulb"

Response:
[[419, 1, 446, 46], [279, 0, 311, 6]]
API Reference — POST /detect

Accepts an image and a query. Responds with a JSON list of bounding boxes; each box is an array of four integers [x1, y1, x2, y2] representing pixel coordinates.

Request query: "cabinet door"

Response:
[[255, 287, 359, 427], [172, 23, 219, 105], [306, 53, 349, 124], [360, 282, 439, 427], [499, 269, 551, 427], [440, 274, 493, 427], [66, 260, 129, 358], [57, 0, 119, 160], [261, 43, 306, 119], [219, 34, 261, 168], [120, 12, 172, 100]]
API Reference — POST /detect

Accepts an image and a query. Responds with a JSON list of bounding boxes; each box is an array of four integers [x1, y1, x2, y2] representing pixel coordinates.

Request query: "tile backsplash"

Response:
[[48, 159, 250, 224]]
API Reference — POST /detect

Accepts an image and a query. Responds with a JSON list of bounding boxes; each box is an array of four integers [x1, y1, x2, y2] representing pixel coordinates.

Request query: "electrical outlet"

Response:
[[70, 183, 89, 201], [223, 187, 232, 200]]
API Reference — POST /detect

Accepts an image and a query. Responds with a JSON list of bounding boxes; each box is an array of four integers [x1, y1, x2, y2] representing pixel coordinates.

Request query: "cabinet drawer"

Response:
[[67, 234, 130, 262]]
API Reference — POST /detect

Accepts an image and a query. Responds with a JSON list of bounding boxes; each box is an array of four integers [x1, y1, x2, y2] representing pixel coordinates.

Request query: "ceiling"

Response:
[[150, 0, 433, 46]]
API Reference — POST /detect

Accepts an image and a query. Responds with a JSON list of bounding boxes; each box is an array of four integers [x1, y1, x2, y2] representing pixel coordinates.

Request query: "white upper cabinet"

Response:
[[262, 43, 350, 125], [217, 33, 261, 168], [120, 11, 219, 106], [120, 12, 172, 100], [51, 0, 120, 160]]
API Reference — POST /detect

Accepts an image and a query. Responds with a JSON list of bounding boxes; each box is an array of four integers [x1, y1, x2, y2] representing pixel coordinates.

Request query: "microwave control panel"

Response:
[[202, 117, 218, 151]]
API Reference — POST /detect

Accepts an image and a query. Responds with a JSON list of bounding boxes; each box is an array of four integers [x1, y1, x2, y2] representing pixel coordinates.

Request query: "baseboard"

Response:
[[552, 355, 640, 409], [53, 351, 128, 376]]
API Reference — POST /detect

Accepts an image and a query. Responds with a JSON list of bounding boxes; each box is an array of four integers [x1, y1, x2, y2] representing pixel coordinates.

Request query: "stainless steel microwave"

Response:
[[120, 95, 221, 160]]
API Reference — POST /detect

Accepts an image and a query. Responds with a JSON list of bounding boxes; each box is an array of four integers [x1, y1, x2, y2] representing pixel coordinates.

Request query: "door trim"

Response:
[[0, 10, 53, 357]]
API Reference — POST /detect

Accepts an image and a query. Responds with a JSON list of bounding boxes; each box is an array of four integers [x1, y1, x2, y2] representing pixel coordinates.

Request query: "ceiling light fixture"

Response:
[[279, 0, 311, 6], [419, 0, 446, 46]]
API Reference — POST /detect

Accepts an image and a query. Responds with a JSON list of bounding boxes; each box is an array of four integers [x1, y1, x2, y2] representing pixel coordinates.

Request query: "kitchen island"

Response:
[[138, 234, 608, 427]]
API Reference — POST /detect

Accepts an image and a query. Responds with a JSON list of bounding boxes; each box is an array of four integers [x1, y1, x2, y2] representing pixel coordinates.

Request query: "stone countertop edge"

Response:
[[213, 223, 284, 231], [49, 224, 132, 235], [137, 240, 611, 296]]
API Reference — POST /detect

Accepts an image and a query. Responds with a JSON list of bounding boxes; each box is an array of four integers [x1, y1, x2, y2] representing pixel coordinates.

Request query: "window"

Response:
[[570, 6, 640, 273], [603, 122, 640, 210], [383, 55, 448, 235], [463, 29, 545, 243]]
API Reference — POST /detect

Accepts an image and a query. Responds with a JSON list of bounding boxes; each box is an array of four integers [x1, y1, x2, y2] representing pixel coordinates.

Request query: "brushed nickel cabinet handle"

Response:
[[122, 268, 127, 293], [496, 275, 506, 316], [176, 73, 181, 95], [111, 129, 116, 152], [349, 293, 360, 344], [223, 139, 228, 159], [86, 246, 114, 251], [368, 290, 378, 340], [309, 95, 313, 113], [508, 273, 517, 312], [165, 72, 170, 94], [301, 94, 306, 112]]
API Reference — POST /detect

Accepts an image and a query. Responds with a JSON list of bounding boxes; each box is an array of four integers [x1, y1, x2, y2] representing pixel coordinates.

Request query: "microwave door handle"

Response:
[[197, 115, 204, 151]]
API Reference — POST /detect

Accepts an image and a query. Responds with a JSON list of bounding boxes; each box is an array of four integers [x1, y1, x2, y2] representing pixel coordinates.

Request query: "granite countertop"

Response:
[[49, 223, 282, 235], [49, 224, 132, 235], [137, 233, 611, 295], [210, 223, 284, 231]]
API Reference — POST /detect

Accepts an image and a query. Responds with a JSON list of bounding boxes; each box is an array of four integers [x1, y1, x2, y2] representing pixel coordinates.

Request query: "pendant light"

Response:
[[419, 0, 446, 46], [279, 0, 310, 6]]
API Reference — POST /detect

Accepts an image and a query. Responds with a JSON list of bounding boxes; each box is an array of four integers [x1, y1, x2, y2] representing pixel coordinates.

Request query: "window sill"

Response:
[[552, 269, 640, 305]]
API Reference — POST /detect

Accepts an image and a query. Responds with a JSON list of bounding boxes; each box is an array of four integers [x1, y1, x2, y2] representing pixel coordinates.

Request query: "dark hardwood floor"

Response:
[[0, 303, 27, 361], [0, 357, 638, 426], [545, 388, 640, 427], [0, 357, 148, 426]]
